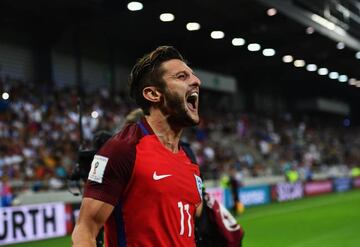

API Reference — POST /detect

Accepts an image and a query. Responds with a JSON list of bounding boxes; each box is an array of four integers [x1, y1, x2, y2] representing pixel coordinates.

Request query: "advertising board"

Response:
[[239, 185, 271, 206], [333, 177, 352, 192], [275, 182, 304, 202], [0, 203, 66, 245], [353, 177, 360, 188], [304, 180, 332, 196]]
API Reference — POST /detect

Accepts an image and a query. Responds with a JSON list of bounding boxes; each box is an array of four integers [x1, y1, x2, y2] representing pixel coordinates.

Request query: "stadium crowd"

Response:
[[0, 78, 132, 195], [188, 111, 360, 181], [1, 78, 360, 201]]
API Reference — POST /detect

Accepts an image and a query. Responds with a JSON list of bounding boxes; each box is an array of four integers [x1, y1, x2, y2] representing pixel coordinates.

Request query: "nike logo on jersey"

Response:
[[153, 171, 172, 180]]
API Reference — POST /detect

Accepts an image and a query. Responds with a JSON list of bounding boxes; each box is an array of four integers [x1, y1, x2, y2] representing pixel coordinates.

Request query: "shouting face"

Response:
[[159, 59, 201, 127]]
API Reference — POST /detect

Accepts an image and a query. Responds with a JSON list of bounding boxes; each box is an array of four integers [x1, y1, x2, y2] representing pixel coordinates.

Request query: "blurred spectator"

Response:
[[0, 79, 131, 194], [0, 176, 13, 207], [351, 166, 360, 177], [1, 78, 360, 195]]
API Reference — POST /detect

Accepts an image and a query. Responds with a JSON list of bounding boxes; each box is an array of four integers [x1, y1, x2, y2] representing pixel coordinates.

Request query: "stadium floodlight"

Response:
[[356, 51, 360, 59], [127, 1, 143, 11], [247, 43, 261, 52], [336, 42, 345, 50], [186, 22, 201, 31], [232, 38, 245, 46], [160, 13, 175, 22], [2, 92, 9, 100], [348, 78, 357, 85], [210, 31, 225, 39], [329, 72, 339, 79], [318, 68, 329, 75], [282, 55, 293, 63], [306, 27, 315, 34], [91, 111, 99, 119], [338, 75, 348, 82], [306, 64, 317, 71], [311, 14, 336, 30], [262, 48, 276, 57], [267, 8, 277, 16], [294, 60, 305, 67]]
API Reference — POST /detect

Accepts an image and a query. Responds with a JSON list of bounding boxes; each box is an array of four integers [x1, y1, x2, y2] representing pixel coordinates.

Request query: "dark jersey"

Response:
[[84, 119, 202, 247]]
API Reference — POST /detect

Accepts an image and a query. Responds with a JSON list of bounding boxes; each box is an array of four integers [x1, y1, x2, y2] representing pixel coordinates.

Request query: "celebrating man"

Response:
[[72, 46, 202, 247]]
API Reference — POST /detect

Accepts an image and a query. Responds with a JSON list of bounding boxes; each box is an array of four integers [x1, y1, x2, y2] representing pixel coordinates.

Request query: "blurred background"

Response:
[[0, 0, 360, 246]]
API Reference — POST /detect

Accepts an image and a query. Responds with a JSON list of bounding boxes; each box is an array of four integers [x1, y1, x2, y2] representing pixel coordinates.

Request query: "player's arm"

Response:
[[72, 197, 114, 247]]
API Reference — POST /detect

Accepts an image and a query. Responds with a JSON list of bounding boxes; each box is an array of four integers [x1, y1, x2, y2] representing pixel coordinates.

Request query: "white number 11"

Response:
[[177, 201, 192, 237]]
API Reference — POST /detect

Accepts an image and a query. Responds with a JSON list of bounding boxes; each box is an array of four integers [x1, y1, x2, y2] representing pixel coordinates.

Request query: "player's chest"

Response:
[[131, 145, 201, 201]]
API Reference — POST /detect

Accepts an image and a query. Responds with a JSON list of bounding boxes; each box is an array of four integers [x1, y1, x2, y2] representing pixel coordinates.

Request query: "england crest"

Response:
[[194, 174, 203, 200]]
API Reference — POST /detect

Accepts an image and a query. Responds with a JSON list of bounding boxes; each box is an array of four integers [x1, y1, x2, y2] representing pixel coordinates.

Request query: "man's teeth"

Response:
[[190, 92, 198, 97]]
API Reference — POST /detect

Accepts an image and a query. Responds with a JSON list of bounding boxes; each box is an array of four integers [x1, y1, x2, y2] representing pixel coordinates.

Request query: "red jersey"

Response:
[[84, 119, 202, 247]]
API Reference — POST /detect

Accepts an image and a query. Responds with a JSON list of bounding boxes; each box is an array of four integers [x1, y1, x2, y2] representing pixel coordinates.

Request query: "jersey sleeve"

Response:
[[83, 126, 138, 206]]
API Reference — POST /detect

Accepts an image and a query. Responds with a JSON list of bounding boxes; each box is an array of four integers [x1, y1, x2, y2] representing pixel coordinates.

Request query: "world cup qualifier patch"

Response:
[[88, 155, 108, 183], [194, 174, 203, 200]]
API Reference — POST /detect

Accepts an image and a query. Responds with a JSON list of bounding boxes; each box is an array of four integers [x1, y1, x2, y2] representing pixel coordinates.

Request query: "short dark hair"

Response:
[[129, 46, 185, 115]]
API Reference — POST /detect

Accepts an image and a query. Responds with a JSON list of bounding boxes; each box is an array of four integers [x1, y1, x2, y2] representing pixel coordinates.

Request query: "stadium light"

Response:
[[247, 43, 261, 52], [91, 111, 99, 119], [336, 42, 345, 50], [2, 92, 9, 100], [282, 55, 293, 63], [294, 60, 305, 67], [356, 51, 360, 59], [186, 22, 201, 31], [127, 1, 143, 11], [311, 14, 336, 30], [160, 13, 175, 22], [329, 72, 339, 79], [306, 27, 315, 34], [306, 64, 317, 71], [232, 38, 245, 46], [318, 68, 329, 75], [338, 75, 348, 82], [210, 31, 225, 39], [267, 8, 277, 16], [262, 48, 276, 57], [348, 78, 357, 85]]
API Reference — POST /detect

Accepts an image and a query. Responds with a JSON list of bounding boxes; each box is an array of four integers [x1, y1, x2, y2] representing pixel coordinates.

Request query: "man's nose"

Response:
[[191, 74, 201, 87]]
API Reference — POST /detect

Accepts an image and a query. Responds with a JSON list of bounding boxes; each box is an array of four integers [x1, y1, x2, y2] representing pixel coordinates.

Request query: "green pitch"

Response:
[[239, 189, 360, 247], [6, 189, 360, 247], [5, 236, 71, 247]]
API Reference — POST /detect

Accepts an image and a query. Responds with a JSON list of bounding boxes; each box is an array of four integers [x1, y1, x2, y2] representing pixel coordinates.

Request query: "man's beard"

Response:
[[159, 89, 199, 127]]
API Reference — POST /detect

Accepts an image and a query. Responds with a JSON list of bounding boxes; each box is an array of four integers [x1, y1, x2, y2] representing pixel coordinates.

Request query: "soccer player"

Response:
[[72, 46, 203, 247]]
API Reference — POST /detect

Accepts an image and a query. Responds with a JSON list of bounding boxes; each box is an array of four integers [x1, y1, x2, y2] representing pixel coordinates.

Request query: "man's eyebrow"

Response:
[[171, 70, 189, 76], [181, 68, 196, 75]]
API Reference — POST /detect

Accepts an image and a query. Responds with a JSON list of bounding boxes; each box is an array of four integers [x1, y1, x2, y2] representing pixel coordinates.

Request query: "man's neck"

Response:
[[145, 111, 183, 153]]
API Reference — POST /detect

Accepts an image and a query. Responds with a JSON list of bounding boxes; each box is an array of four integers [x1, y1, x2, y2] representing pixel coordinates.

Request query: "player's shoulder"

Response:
[[114, 122, 144, 144], [98, 123, 143, 156]]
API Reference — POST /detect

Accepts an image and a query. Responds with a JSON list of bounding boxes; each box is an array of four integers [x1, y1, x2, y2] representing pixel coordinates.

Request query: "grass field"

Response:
[[239, 189, 360, 247], [4, 236, 71, 247], [6, 189, 360, 247]]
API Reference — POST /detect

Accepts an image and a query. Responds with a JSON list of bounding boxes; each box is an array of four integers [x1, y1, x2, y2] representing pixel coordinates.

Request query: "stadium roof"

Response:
[[1, 0, 360, 111]]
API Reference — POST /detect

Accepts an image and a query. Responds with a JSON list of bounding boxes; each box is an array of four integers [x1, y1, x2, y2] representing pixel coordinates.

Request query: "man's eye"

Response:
[[177, 74, 187, 80]]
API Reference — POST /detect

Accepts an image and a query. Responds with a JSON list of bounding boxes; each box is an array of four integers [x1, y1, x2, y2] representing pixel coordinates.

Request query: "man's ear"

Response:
[[143, 86, 162, 103]]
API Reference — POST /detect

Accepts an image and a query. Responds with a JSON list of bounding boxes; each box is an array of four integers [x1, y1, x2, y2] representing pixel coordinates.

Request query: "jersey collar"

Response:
[[139, 117, 155, 135]]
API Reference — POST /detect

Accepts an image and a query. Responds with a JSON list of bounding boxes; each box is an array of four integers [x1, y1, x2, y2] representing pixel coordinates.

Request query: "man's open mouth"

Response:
[[186, 92, 198, 111]]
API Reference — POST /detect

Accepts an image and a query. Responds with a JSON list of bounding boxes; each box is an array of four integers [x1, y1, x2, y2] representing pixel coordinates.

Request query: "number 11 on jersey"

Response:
[[177, 201, 192, 237]]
